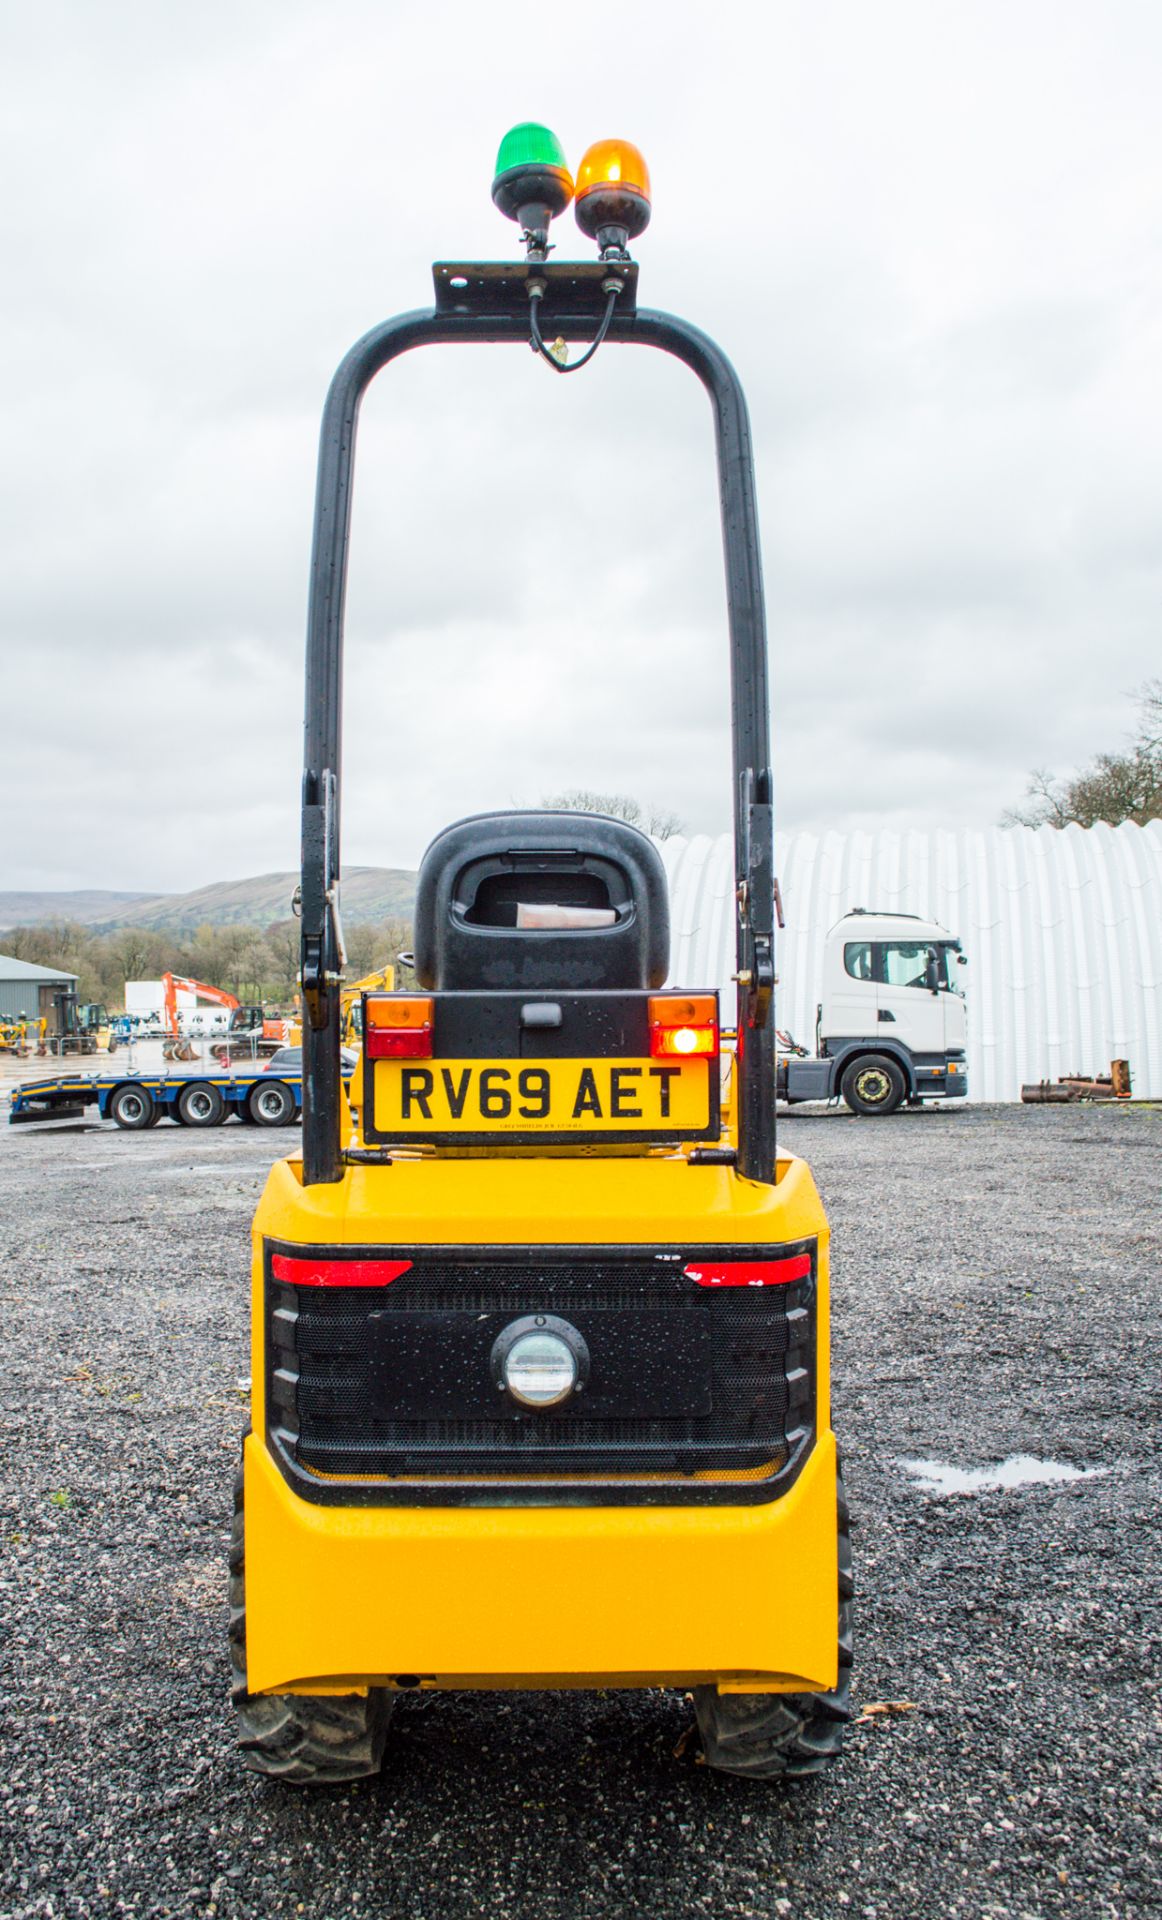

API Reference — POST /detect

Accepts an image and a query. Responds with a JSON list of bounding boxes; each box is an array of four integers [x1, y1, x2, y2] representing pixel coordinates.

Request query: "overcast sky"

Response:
[[1, 0, 1159, 892]]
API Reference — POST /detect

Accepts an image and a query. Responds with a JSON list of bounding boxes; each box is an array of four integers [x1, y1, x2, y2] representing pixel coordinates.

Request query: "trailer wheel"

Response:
[[108, 1084, 154, 1130], [248, 1081, 296, 1127], [840, 1054, 905, 1116], [693, 1467, 854, 1779], [178, 1082, 226, 1128], [229, 1457, 392, 1782]]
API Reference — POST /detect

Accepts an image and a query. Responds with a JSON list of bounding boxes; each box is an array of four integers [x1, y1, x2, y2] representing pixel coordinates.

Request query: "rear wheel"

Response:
[[248, 1080, 296, 1127], [693, 1467, 854, 1779], [178, 1082, 226, 1127], [229, 1459, 392, 1782], [840, 1054, 905, 1117], [108, 1083, 154, 1130]]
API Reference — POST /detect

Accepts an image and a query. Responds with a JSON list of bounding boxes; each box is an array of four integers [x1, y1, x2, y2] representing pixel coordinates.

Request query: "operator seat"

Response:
[[412, 811, 670, 991]]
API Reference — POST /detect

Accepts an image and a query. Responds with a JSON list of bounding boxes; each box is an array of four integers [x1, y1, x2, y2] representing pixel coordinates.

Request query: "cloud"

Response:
[[0, 0, 1160, 889]]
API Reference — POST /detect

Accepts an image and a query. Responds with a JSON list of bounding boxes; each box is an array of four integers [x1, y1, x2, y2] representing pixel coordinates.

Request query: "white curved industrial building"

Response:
[[659, 822, 1162, 1102]]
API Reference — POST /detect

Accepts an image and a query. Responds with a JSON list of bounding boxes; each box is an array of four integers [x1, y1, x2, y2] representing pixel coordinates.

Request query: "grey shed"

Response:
[[0, 954, 80, 1023]]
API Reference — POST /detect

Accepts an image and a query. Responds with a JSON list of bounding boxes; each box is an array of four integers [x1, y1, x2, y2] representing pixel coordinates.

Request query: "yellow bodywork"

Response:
[[245, 1142, 835, 1699]]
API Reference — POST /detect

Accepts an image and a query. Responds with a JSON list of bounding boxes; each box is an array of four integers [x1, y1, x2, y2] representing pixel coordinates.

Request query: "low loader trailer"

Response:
[[230, 126, 853, 1787], [8, 1067, 303, 1130]]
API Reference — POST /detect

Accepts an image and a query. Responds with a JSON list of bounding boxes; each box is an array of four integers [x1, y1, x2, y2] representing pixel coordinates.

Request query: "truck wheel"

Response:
[[693, 1467, 854, 1779], [248, 1081, 296, 1127], [229, 1459, 392, 1783], [178, 1083, 226, 1128], [840, 1054, 905, 1116], [108, 1084, 154, 1130]]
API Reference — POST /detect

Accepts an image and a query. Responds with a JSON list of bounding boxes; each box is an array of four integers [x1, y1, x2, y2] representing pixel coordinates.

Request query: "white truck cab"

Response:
[[778, 910, 967, 1115]]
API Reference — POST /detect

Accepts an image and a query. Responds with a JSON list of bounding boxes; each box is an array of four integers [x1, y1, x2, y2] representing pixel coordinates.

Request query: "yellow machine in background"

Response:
[[0, 1020, 27, 1054], [230, 127, 852, 1786], [340, 966, 395, 1048]]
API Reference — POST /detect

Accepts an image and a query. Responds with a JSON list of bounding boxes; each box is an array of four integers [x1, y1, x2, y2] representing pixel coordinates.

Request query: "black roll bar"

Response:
[[300, 272, 776, 1185]]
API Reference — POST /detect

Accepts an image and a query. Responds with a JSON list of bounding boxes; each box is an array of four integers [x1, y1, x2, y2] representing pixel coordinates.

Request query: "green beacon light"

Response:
[[491, 122, 574, 260]]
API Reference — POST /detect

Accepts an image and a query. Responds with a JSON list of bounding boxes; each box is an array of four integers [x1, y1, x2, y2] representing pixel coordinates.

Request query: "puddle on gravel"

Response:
[[900, 1454, 1107, 1496]]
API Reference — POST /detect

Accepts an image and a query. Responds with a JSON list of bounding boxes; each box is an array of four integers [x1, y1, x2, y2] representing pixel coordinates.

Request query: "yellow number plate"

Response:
[[367, 1056, 712, 1141]]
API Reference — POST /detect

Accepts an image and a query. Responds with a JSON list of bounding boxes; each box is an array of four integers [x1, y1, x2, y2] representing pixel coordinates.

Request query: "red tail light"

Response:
[[684, 1254, 811, 1288], [271, 1254, 413, 1288], [365, 1026, 432, 1059]]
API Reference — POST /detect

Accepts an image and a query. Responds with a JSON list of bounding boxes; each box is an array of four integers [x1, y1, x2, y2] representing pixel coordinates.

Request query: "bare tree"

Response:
[[1139, 676, 1162, 753], [1001, 768, 1073, 830], [1002, 680, 1162, 829], [108, 926, 172, 985], [2, 911, 418, 1013], [264, 920, 302, 1000], [343, 920, 411, 979], [542, 790, 685, 840], [1, 921, 85, 967]]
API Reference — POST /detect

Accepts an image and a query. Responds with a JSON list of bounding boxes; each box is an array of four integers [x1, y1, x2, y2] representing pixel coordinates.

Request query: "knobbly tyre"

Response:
[[231, 125, 853, 1784]]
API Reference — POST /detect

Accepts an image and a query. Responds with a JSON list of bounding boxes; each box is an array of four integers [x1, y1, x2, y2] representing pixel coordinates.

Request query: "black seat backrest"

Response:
[[413, 811, 670, 991]]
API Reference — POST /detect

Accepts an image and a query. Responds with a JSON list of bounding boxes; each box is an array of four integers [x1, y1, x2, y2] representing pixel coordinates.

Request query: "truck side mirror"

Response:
[[925, 949, 940, 994]]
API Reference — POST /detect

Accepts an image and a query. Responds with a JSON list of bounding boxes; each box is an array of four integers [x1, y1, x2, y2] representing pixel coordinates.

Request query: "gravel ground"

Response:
[[1, 1101, 1158, 1920]]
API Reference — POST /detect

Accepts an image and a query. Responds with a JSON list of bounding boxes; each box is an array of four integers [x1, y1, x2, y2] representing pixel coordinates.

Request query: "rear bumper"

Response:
[[243, 1427, 839, 1696]]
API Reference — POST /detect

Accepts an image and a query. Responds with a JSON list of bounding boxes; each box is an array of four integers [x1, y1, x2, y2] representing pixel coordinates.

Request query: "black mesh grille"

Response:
[[265, 1243, 816, 1506]]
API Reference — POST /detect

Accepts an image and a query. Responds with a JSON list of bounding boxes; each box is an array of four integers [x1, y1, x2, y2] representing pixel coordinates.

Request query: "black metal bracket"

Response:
[[433, 259, 638, 321]]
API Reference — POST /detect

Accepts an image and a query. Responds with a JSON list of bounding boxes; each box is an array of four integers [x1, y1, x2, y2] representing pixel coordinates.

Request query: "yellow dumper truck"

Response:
[[230, 125, 852, 1784]]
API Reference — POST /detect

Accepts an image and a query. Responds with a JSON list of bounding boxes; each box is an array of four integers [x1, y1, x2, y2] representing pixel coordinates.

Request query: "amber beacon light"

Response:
[[574, 138, 652, 259]]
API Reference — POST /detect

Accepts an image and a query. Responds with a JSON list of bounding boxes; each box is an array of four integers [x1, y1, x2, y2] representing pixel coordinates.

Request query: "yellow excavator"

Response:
[[230, 126, 851, 1786], [0, 1017, 28, 1054], [339, 967, 395, 1048]]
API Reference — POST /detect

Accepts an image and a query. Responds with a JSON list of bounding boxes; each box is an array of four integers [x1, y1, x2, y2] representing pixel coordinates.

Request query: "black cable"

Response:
[[528, 283, 621, 374]]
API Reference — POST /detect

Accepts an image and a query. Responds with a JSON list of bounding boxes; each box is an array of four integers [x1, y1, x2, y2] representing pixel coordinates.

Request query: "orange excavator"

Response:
[[158, 975, 296, 1064], [160, 975, 239, 1062]]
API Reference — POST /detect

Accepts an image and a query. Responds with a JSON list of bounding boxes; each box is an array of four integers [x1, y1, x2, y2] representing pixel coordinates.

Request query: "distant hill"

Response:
[[105, 867, 417, 931], [0, 868, 417, 936], [0, 888, 165, 929]]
